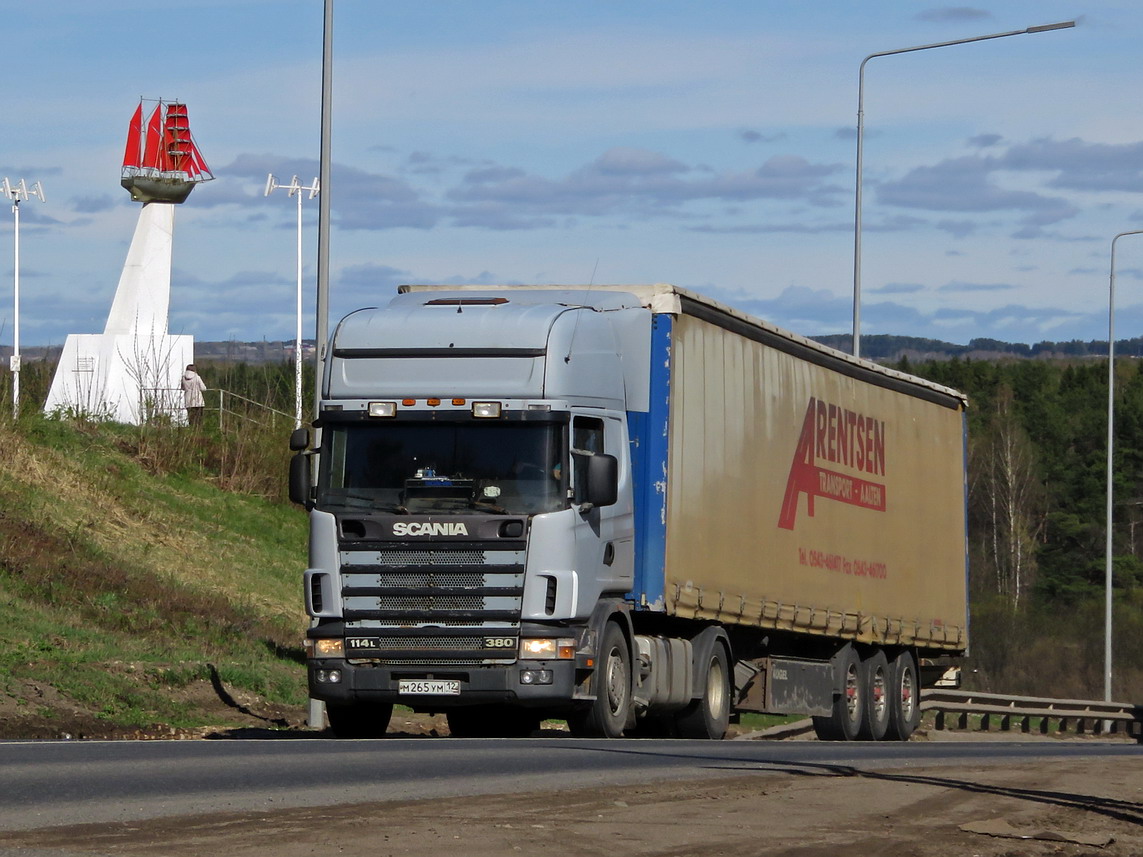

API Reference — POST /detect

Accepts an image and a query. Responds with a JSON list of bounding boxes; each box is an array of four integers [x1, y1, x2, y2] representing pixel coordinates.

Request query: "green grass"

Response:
[[0, 412, 310, 734], [736, 712, 808, 731]]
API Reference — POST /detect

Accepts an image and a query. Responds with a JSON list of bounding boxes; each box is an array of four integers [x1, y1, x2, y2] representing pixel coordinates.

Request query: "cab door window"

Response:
[[571, 417, 604, 504]]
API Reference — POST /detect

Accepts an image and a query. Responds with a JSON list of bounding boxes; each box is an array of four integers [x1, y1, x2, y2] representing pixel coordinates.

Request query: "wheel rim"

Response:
[[899, 667, 915, 721], [605, 644, 627, 715], [845, 662, 861, 723], [707, 656, 728, 720], [871, 666, 887, 724]]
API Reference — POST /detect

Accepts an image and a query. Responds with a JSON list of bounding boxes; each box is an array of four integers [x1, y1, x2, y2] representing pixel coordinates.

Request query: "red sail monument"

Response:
[[121, 100, 213, 204], [45, 99, 212, 423]]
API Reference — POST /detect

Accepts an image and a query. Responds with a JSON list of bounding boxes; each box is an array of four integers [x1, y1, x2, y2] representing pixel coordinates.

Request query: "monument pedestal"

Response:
[[44, 202, 195, 424]]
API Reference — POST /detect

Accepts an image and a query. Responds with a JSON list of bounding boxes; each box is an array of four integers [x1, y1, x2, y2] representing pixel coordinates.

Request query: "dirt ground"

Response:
[[3, 754, 1140, 857]]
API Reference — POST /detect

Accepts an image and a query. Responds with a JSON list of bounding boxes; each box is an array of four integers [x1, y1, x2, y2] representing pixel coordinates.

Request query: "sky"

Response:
[[3, 1, 1143, 349]]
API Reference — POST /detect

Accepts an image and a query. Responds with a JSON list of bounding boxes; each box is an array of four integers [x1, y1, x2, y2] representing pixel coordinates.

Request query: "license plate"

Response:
[[398, 679, 461, 695]]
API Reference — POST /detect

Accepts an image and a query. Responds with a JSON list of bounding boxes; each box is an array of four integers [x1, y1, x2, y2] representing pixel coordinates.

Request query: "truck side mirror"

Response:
[[289, 427, 310, 451], [289, 452, 313, 508], [585, 453, 619, 508]]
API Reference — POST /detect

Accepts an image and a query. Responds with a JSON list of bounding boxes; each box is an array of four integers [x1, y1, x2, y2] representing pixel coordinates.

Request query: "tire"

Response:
[[675, 644, 731, 740], [858, 649, 890, 741], [812, 646, 864, 741], [567, 621, 631, 738], [326, 702, 393, 738], [446, 706, 539, 738], [885, 650, 921, 741]]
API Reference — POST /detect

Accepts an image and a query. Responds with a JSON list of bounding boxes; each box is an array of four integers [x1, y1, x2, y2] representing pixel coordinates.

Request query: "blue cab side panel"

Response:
[[628, 312, 672, 611]]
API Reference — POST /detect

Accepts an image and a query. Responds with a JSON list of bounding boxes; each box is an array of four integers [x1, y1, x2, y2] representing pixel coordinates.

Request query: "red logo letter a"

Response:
[[777, 399, 818, 530]]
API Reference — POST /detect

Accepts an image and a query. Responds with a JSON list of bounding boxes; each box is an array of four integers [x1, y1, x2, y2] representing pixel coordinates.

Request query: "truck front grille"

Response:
[[338, 545, 525, 664]]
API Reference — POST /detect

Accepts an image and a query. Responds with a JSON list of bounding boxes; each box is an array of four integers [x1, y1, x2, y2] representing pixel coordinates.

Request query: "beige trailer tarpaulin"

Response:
[[663, 309, 967, 652]]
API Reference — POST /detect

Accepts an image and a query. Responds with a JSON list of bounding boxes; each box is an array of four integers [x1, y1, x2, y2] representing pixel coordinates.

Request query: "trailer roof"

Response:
[[398, 283, 968, 409]]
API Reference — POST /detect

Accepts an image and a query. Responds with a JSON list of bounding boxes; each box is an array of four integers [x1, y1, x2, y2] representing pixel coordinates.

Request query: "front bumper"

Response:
[[308, 658, 580, 709]]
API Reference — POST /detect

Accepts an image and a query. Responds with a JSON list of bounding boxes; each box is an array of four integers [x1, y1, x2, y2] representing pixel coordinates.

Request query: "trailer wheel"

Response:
[[858, 649, 890, 741], [446, 706, 539, 738], [885, 650, 921, 741], [568, 621, 631, 738], [675, 644, 731, 740], [326, 702, 393, 738], [812, 646, 864, 741]]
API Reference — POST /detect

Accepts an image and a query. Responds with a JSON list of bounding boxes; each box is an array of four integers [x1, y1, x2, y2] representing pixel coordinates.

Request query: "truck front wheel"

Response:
[[675, 644, 731, 739], [326, 702, 394, 738], [568, 621, 631, 738]]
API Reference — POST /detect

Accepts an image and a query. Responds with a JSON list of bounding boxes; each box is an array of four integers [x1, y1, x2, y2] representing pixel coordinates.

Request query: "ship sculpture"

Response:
[[121, 100, 212, 204], [44, 99, 211, 424]]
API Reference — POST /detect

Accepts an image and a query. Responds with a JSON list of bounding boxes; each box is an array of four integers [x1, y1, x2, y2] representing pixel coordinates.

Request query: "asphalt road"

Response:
[[2, 736, 1140, 833]]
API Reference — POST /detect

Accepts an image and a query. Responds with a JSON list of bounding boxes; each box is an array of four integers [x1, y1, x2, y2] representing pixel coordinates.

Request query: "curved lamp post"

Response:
[[1105, 229, 1143, 703], [852, 21, 1075, 359]]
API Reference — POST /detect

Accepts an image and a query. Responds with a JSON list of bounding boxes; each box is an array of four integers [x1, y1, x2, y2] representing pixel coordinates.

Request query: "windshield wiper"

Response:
[[325, 492, 409, 513]]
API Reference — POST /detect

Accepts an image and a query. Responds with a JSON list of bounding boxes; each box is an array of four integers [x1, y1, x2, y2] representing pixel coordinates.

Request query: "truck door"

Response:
[[572, 415, 635, 600]]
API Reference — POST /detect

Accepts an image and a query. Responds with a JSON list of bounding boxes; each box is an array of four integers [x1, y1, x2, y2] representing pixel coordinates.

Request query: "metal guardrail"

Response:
[[922, 689, 1143, 742], [212, 389, 295, 430], [137, 388, 295, 430]]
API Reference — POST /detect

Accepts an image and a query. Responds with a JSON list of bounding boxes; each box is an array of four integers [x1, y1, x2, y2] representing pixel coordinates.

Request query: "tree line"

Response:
[[902, 356, 1142, 699], [814, 333, 1143, 361]]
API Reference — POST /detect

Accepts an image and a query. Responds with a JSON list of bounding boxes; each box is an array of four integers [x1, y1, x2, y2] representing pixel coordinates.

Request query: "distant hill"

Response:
[[6, 340, 317, 365], [811, 333, 1142, 362]]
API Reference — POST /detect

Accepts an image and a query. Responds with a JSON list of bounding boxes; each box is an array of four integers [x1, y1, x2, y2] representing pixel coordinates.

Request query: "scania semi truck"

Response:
[[290, 284, 968, 740]]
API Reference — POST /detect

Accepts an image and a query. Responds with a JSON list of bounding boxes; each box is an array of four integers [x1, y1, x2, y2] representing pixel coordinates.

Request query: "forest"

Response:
[[901, 356, 1142, 701], [814, 332, 1143, 360]]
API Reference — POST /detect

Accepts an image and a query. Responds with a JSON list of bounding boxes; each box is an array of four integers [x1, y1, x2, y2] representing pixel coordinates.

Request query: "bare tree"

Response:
[[973, 385, 1045, 608]]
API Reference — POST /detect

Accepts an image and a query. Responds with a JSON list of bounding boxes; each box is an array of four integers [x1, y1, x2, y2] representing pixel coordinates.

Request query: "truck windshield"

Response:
[[318, 422, 566, 515]]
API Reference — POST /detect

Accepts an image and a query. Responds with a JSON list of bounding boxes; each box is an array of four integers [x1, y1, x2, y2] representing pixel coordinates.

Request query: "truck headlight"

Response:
[[309, 638, 344, 658], [472, 401, 502, 418], [519, 638, 575, 660]]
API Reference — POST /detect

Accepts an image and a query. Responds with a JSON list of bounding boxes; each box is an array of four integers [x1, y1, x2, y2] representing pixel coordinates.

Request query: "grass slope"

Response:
[[0, 417, 309, 738]]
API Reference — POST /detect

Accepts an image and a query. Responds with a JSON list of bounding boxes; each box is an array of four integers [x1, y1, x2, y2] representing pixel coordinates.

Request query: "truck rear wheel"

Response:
[[568, 621, 631, 738], [885, 650, 921, 741], [326, 702, 393, 738], [812, 646, 863, 741], [858, 649, 890, 741], [675, 644, 731, 740]]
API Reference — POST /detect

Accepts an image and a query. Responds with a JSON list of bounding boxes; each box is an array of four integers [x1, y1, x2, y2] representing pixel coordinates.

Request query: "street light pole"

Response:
[[2, 178, 45, 418], [316, 0, 333, 415], [266, 175, 320, 430], [852, 20, 1074, 359], [1105, 229, 1143, 704]]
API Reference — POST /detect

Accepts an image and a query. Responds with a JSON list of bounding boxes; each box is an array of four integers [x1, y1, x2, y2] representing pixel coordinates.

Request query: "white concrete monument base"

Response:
[[44, 202, 195, 425], [46, 332, 193, 424]]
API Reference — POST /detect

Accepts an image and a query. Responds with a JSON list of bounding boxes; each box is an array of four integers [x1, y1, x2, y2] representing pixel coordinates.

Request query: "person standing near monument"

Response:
[[181, 363, 207, 426]]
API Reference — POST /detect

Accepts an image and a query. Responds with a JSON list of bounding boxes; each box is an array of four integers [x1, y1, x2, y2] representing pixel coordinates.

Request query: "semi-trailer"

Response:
[[291, 283, 968, 740]]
